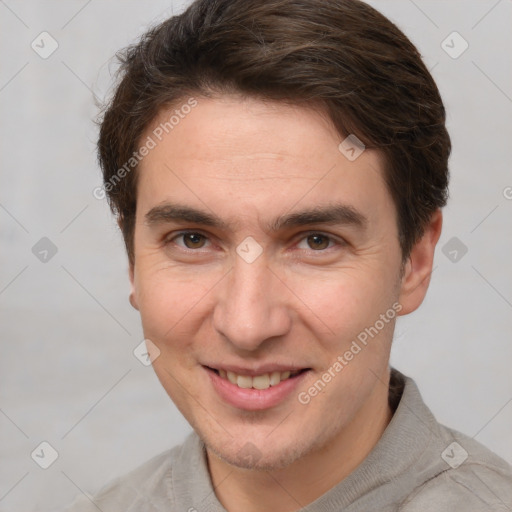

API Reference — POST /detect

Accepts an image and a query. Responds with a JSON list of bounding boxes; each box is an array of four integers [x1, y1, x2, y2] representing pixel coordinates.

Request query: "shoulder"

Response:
[[399, 428, 512, 511], [60, 435, 195, 512]]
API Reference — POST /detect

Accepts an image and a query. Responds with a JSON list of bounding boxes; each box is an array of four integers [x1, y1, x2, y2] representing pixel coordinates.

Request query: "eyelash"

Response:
[[165, 230, 344, 253]]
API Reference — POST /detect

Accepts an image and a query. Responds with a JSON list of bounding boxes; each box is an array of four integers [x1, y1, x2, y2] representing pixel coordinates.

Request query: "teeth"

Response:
[[219, 369, 301, 389], [237, 375, 253, 389], [252, 374, 270, 390], [269, 371, 281, 386]]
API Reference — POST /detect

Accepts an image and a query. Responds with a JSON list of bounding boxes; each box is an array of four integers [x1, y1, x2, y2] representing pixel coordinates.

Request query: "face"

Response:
[[129, 95, 435, 471]]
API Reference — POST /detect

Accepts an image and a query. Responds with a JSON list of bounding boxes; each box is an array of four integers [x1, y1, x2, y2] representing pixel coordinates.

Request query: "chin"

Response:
[[200, 415, 332, 472], [206, 436, 308, 471]]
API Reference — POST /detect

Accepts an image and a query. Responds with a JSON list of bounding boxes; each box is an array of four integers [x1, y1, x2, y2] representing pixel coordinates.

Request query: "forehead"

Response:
[[136, 95, 393, 230], [146, 96, 342, 163]]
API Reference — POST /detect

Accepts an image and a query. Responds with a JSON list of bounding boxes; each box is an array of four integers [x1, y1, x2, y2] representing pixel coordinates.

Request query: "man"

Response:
[[64, 0, 512, 510]]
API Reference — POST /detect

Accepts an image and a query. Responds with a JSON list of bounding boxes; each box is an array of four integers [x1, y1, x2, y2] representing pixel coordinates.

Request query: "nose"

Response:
[[212, 255, 292, 352]]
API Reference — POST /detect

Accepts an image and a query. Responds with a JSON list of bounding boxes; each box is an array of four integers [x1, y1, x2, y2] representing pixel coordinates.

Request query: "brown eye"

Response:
[[306, 234, 330, 250], [182, 233, 206, 249]]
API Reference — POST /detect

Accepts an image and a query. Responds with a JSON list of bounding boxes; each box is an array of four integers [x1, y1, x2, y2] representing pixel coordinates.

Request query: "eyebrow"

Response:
[[144, 202, 367, 232]]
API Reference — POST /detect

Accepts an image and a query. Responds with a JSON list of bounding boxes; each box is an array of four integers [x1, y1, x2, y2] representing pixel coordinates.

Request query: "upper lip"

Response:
[[204, 364, 309, 376]]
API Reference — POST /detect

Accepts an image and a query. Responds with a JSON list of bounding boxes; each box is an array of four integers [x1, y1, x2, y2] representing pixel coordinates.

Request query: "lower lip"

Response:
[[205, 367, 310, 411]]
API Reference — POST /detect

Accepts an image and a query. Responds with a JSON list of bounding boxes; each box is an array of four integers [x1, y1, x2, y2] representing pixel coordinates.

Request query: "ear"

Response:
[[398, 209, 443, 315], [128, 263, 139, 310], [118, 217, 139, 311]]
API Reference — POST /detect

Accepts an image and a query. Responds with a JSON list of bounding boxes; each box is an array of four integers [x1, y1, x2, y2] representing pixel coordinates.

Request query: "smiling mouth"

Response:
[[206, 366, 310, 390]]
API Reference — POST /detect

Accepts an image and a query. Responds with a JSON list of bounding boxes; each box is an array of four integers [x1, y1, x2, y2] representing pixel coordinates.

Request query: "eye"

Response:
[[297, 233, 337, 251], [169, 231, 210, 250]]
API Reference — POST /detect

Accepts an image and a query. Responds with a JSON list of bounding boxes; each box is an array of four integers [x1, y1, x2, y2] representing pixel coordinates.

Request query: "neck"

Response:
[[207, 370, 393, 512]]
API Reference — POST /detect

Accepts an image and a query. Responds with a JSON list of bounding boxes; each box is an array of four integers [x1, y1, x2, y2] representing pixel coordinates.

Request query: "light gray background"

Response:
[[1, 1, 511, 511]]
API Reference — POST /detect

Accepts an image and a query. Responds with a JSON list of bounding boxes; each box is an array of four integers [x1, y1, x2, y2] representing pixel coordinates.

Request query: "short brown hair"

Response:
[[98, 0, 450, 266]]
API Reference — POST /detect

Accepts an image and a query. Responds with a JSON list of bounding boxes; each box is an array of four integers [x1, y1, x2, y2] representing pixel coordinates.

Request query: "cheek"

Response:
[[286, 263, 398, 339], [133, 264, 215, 341]]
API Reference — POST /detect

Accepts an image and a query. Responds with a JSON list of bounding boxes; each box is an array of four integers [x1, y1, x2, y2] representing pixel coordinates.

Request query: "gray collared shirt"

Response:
[[61, 370, 512, 511]]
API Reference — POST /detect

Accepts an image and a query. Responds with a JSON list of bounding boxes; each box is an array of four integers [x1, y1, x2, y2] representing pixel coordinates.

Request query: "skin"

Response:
[[128, 95, 442, 512]]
